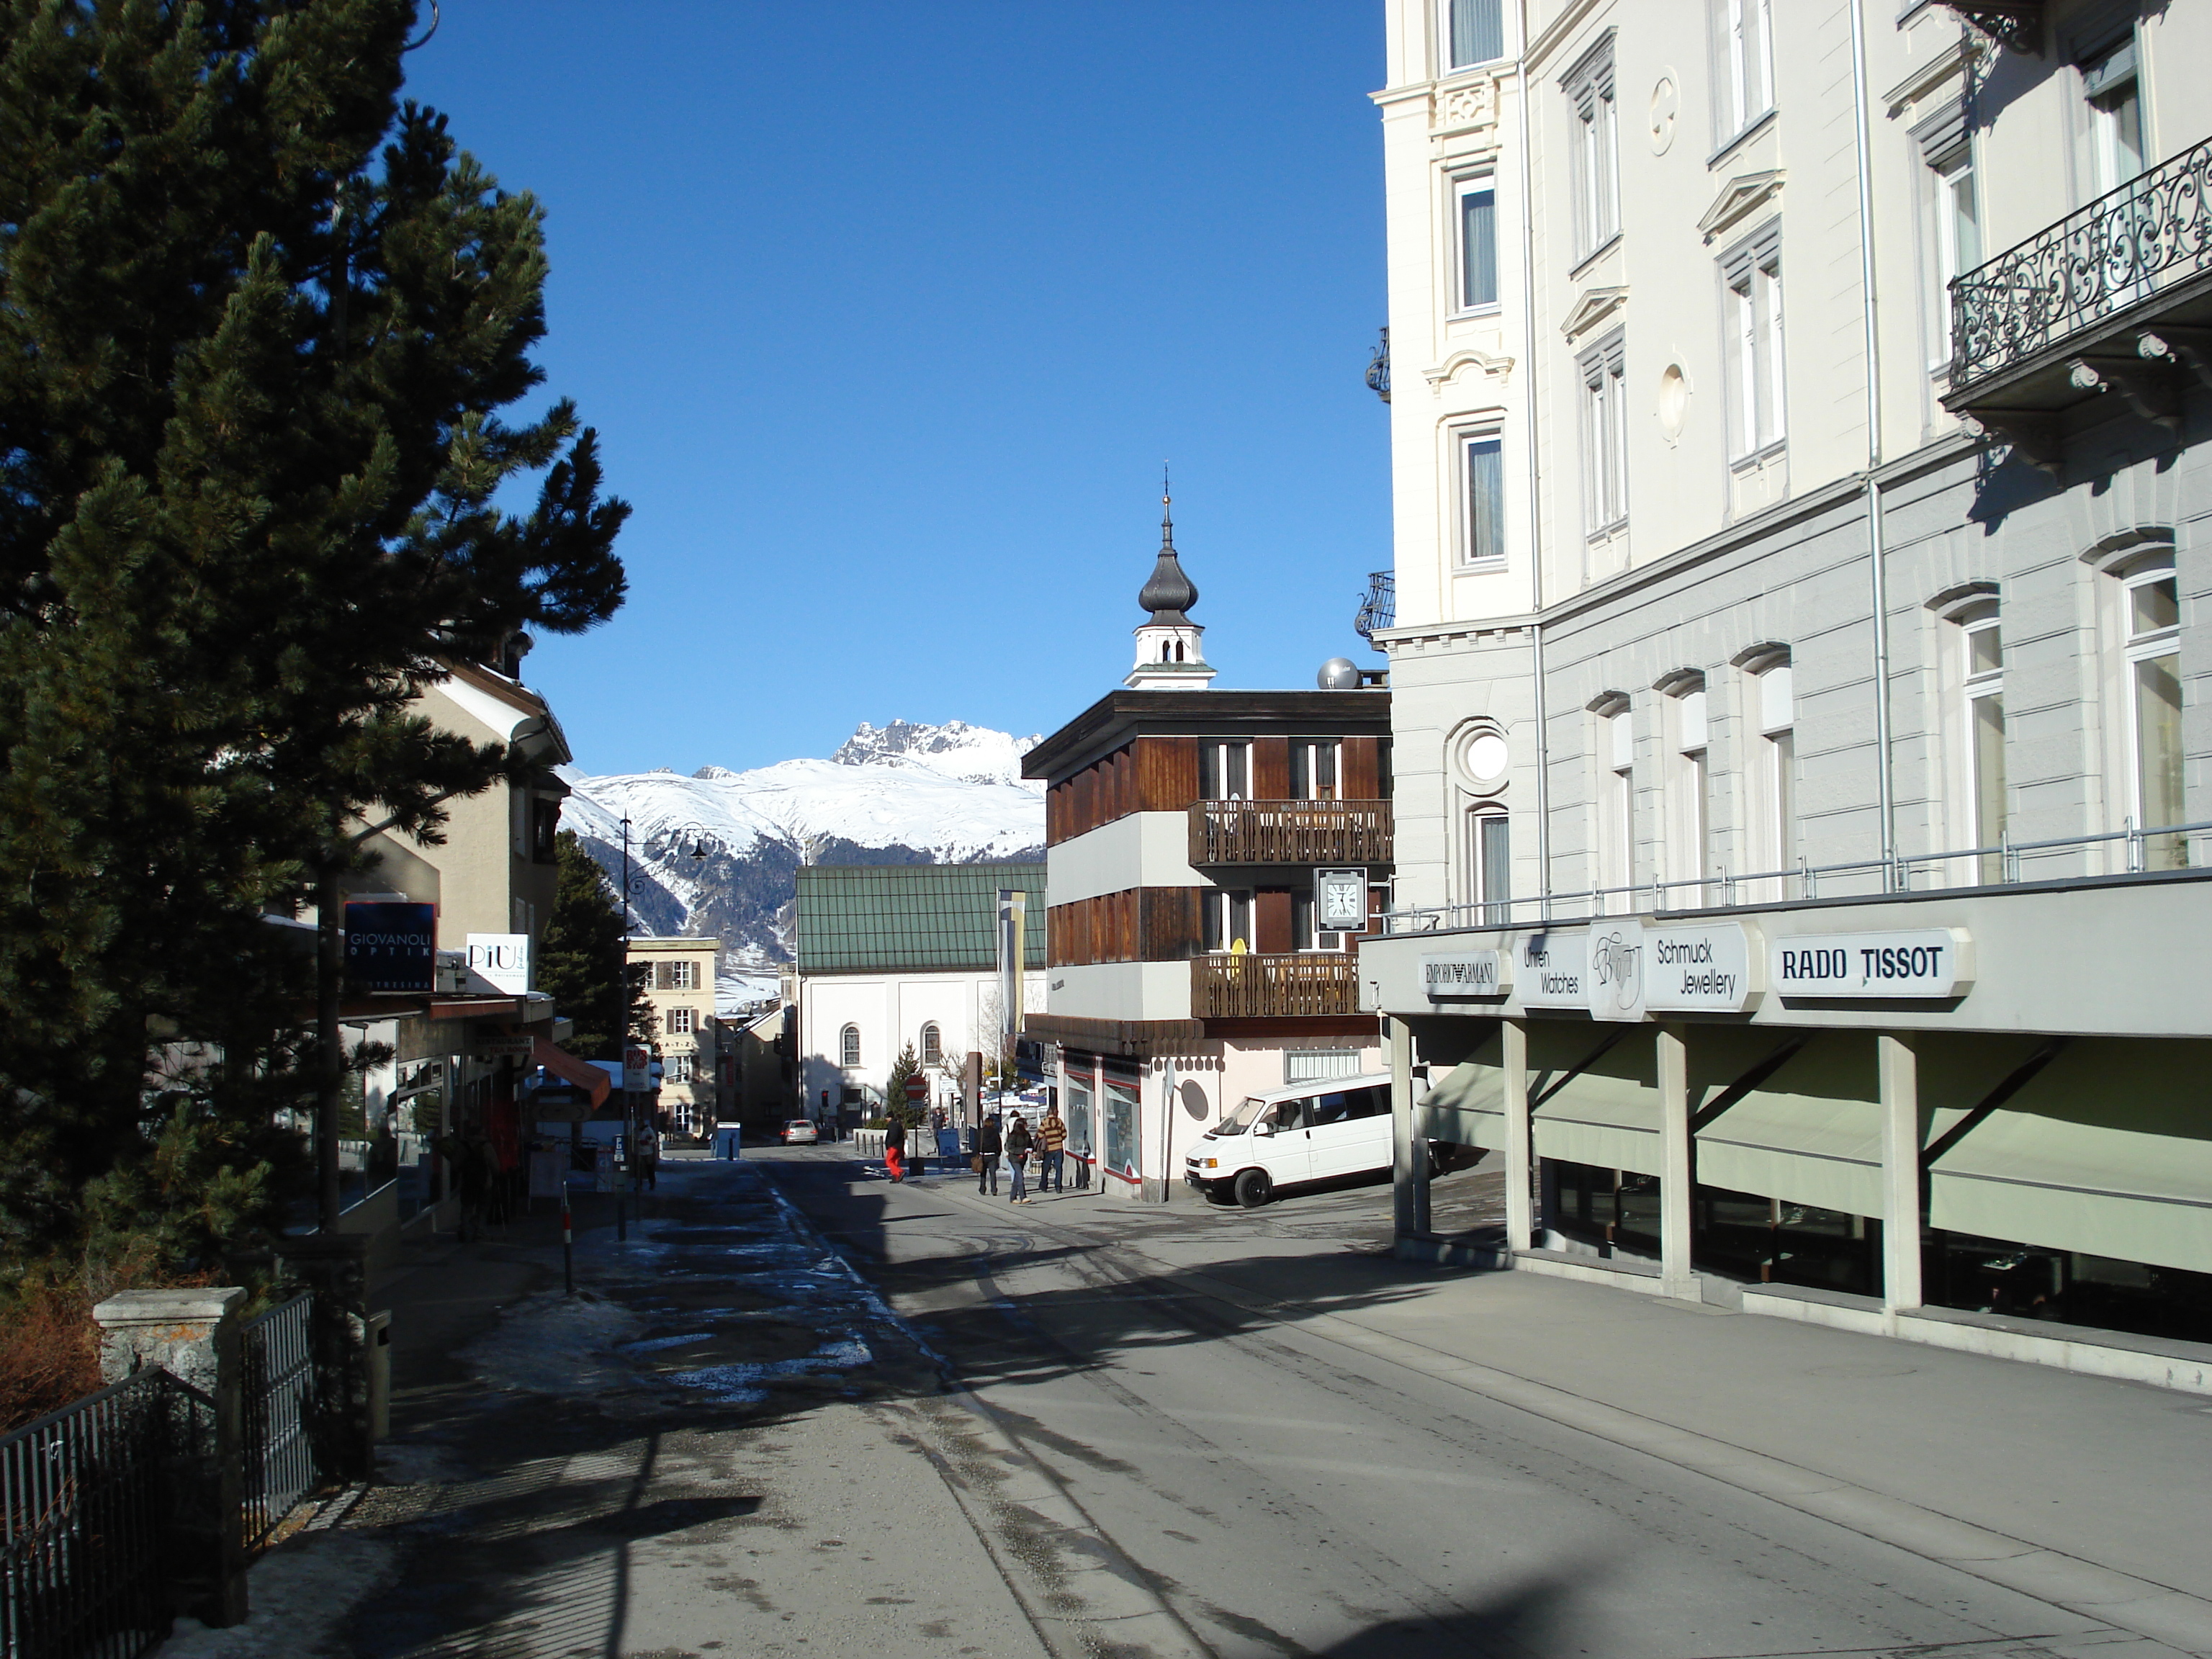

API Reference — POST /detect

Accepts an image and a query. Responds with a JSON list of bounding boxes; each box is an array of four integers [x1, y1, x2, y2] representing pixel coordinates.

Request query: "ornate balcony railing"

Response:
[[1192, 953, 1362, 1020], [1948, 138, 2212, 393], [1188, 799, 1393, 866]]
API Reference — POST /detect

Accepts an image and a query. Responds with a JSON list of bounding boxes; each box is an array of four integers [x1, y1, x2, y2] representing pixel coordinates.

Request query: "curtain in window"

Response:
[[1451, 0, 1503, 68], [1466, 438, 1504, 562], [1461, 187, 1497, 309]]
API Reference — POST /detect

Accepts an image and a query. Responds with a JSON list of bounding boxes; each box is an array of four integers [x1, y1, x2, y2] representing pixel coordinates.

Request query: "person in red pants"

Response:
[[884, 1116, 906, 1183]]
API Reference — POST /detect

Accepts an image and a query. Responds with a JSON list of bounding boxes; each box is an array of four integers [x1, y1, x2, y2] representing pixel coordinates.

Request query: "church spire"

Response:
[[1125, 467, 1214, 690]]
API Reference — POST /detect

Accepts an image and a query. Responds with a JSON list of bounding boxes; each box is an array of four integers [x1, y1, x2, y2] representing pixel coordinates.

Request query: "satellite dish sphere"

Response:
[[1317, 657, 1361, 690]]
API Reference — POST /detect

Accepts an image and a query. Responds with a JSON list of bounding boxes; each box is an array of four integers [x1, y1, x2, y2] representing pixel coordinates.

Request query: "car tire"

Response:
[[1233, 1168, 1272, 1209]]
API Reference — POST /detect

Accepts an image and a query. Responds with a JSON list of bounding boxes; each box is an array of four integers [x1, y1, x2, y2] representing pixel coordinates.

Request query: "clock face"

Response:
[[1320, 877, 1365, 925]]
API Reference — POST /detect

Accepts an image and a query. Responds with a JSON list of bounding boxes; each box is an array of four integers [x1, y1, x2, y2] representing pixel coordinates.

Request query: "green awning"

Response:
[[1928, 1038, 2212, 1274], [1692, 1033, 1881, 1218], [1419, 1030, 1505, 1150], [1531, 1023, 1663, 1176]]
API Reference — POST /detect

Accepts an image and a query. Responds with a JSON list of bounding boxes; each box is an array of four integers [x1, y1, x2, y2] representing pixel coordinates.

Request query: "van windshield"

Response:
[[1213, 1096, 1271, 1136]]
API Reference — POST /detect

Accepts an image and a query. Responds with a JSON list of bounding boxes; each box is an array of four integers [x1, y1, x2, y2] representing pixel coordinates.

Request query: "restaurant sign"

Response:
[[1771, 929, 1972, 999]]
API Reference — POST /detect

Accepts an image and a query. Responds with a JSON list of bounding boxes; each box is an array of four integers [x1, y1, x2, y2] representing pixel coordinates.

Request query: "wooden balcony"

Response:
[[1187, 799, 1392, 866], [1192, 953, 1361, 1020]]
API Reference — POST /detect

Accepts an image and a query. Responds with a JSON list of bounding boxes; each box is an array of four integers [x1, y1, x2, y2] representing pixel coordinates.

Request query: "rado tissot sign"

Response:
[[1771, 929, 1972, 999]]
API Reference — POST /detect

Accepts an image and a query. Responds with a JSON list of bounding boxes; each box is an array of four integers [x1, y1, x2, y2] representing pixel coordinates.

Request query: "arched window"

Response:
[[920, 1022, 942, 1065], [840, 1024, 860, 1069]]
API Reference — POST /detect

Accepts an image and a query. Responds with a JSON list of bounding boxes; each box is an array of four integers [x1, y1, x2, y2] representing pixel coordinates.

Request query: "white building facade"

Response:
[[1363, 0, 2212, 1367]]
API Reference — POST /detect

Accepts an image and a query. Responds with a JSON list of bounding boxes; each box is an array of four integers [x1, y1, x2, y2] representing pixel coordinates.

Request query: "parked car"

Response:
[[1183, 1074, 1474, 1208], [781, 1118, 819, 1145]]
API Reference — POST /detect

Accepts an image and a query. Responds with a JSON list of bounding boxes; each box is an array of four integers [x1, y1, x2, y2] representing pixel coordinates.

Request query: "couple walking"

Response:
[[974, 1105, 1066, 1203]]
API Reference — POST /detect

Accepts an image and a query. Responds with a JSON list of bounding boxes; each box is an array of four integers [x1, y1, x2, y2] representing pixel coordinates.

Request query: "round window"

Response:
[[1465, 732, 1509, 783]]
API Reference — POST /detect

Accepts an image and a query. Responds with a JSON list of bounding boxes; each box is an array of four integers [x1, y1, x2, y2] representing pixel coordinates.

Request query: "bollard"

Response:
[[562, 1187, 574, 1294]]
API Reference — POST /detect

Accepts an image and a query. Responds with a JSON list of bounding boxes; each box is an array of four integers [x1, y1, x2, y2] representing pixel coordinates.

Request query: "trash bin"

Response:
[[366, 1308, 393, 1442]]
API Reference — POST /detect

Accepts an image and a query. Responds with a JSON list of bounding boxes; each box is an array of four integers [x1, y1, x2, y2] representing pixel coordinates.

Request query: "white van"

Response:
[[1184, 1074, 1395, 1208]]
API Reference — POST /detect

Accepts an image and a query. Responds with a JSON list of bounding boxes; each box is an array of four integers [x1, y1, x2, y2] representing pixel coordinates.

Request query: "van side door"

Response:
[[1257, 1094, 1313, 1185], [1308, 1084, 1390, 1179]]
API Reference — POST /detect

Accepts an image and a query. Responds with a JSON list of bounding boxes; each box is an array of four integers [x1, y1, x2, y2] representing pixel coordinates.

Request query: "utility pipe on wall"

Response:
[[1848, 0, 1899, 885]]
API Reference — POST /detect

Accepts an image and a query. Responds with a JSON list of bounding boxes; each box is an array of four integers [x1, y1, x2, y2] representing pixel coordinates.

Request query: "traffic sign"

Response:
[[904, 1073, 930, 1103]]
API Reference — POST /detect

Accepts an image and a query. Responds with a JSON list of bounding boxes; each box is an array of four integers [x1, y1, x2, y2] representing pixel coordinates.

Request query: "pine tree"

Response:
[[884, 1043, 923, 1130], [538, 832, 652, 1061], [0, 1, 630, 1287]]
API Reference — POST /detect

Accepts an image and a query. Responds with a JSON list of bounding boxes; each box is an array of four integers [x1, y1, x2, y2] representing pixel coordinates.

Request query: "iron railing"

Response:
[[1188, 799, 1393, 867], [0, 1375, 172, 1659], [1381, 818, 2211, 936], [1948, 138, 2212, 390], [239, 1295, 315, 1552], [1193, 953, 1362, 1019]]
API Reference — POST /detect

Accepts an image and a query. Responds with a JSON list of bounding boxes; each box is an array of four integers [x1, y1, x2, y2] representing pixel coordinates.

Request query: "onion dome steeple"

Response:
[[1125, 469, 1215, 691], [1138, 490, 1198, 626]]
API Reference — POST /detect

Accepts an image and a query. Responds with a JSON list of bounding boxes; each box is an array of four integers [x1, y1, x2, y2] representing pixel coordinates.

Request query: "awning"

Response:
[[533, 1036, 611, 1109], [1928, 1038, 2212, 1274], [1419, 1030, 1505, 1150], [1692, 1033, 1882, 1218], [1531, 1024, 1663, 1177]]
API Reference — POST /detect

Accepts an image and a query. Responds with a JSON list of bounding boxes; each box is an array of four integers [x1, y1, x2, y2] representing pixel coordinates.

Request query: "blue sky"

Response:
[[403, 4, 1390, 774]]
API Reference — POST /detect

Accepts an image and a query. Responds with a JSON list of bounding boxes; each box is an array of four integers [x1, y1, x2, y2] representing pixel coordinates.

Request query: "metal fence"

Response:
[[0, 1374, 172, 1659], [239, 1295, 315, 1552]]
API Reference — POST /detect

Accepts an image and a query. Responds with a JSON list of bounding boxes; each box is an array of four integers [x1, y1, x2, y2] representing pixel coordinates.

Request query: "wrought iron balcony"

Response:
[[1192, 953, 1361, 1020], [1188, 799, 1393, 866], [1944, 140, 2212, 462]]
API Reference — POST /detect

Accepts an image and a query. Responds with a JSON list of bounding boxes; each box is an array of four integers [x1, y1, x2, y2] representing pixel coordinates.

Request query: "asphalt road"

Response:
[[757, 1142, 2211, 1659]]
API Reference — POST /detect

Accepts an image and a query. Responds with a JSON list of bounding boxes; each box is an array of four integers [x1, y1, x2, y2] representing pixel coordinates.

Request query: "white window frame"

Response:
[[2120, 562, 2183, 865], [1563, 37, 1620, 264], [1960, 611, 2006, 878], [1466, 809, 1511, 926], [1200, 738, 1250, 801], [1755, 662, 1796, 891], [1667, 683, 1712, 902], [1458, 428, 1507, 567], [667, 1005, 696, 1036], [1722, 222, 1786, 462], [1578, 331, 1628, 537], [840, 1023, 861, 1069], [1600, 703, 1635, 900], [1289, 739, 1340, 802], [1202, 889, 1254, 954], [1442, 0, 1508, 73], [667, 1053, 696, 1085], [1455, 174, 1501, 315], [1290, 887, 1347, 953], [1918, 140, 1980, 376], [2078, 32, 2146, 203], [920, 1021, 943, 1066], [1709, 0, 1774, 147]]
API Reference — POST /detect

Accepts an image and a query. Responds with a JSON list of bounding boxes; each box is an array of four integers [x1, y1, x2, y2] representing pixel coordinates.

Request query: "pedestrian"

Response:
[[975, 1110, 1002, 1196], [884, 1115, 905, 1183], [1006, 1111, 1032, 1203], [634, 1121, 660, 1191], [455, 1134, 490, 1242], [1038, 1102, 1066, 1193]]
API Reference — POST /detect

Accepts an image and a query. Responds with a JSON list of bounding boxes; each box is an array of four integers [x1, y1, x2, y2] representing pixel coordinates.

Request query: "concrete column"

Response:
[[1657, 1024, 1696, 1298], [1389, 1017, 1429, 1239], [275, 1234, 374, 1482], [1878, 1031, 1923, 1314], [92, 1287, 249, 1627], [1502, 1019, 1533, 1252]]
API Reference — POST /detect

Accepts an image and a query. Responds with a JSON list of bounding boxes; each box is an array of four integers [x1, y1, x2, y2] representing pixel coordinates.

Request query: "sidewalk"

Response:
[[158, 1161, 1053, 1659]]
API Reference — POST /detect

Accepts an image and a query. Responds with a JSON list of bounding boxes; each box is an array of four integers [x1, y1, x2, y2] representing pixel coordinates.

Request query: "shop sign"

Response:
[[1421, 950, 1509, 999], [1587, 919, 1646, 1022], [464, 933, 531, 994], [1642, 921, 1759, 1015], [1771, 929, 1972, 999], [479, 1037, 534, 1059], [344, 902, 436, 993], [1516, 932, 1588, 1007]]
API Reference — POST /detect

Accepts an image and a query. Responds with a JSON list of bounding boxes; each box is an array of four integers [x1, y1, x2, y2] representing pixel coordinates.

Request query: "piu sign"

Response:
[[1771, 929, 1972, 999]]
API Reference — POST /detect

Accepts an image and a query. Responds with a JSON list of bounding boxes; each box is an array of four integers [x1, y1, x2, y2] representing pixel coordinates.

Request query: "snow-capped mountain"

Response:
[[559, 721, 1046, 977]]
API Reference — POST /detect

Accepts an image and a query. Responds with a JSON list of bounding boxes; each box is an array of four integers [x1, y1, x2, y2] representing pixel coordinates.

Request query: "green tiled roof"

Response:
[[795, 862, 1046, 974]]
